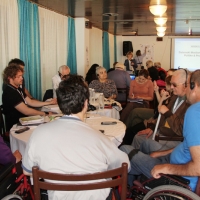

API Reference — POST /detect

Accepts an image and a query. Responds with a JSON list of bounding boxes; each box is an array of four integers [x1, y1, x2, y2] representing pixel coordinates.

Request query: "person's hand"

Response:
[[158, 105, 169, 114], [153, 81, 159, 93], [151, 164, 167, 179], [137, 128, 153, 138], [160, 90, 170, 101], [150, 151, 162, 158], [13, 150, 22, 163], [49, 98, 57, 105]]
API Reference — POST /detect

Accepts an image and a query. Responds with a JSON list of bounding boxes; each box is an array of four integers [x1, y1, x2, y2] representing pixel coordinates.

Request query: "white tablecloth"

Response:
[[42, 104, 121, 119], [10, 115, 125, 156]]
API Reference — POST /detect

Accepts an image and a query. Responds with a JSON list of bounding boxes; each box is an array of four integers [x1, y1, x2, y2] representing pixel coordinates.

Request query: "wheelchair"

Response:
[[127, 174, 200, 200], [0, 162, 34, 200]]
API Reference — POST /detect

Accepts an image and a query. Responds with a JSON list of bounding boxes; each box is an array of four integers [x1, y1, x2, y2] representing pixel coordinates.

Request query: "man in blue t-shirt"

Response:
[[151, 69, 200, 191]]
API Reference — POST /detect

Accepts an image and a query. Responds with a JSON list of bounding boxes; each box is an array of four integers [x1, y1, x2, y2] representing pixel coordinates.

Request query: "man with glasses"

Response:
[[52, 65, 70, 98], [119, 69, 190, 186]]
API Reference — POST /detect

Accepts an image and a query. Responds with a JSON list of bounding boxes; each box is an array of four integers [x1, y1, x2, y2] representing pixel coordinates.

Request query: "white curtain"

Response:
[[109, 33, 114, 68], [0, 0, 19, 104], [39, 7, 68, 96]]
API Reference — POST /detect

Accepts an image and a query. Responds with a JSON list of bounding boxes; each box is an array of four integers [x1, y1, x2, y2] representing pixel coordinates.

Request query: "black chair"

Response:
[[32, 163, 128, 200], [43, 89, 53, 102], [116, 88, 129, 108]]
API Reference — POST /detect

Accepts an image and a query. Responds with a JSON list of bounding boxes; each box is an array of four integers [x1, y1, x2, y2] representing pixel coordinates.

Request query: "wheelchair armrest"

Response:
[[0, 163, 15, 182], [155, 134, 184, 142]]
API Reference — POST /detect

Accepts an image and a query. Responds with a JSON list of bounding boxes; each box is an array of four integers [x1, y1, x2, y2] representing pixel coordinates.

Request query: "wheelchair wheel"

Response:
[[1, 194, 22, 200], [143, 185, 200, 200]]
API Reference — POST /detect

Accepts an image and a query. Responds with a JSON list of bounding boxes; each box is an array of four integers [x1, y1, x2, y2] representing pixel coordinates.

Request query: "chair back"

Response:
[[32, 163, 128, 200], [43, 89, 53, 102], [116, 88, 129, 108]]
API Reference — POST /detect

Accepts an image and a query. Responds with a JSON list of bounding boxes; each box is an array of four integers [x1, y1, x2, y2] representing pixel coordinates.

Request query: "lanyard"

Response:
[[172, 97, 184, 113], [8, 84, 27, 104]]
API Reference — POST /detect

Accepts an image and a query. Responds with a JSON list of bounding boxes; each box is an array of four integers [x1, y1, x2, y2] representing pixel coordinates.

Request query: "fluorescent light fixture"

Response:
[[157, 31, 165, 37]]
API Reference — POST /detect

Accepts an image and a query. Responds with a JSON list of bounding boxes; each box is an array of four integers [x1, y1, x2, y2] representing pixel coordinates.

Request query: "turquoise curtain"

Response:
[[17, 0, 41, 100], [67, 17, 77, 74], [103, 31, 110, 70], [114, 35, 117, 62]]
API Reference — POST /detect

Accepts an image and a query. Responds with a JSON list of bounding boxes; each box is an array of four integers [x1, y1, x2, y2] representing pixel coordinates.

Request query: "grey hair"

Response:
[[59, 65, 70, 73], [173, 69, 190, 84], [95, 66, 106, 76]]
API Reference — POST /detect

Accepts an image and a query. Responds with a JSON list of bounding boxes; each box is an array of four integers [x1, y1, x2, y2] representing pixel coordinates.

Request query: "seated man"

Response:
[[52, 65, 70, 98], [2, 64, 57, 131], [22, 75, 130, 200], [107, 62, 131, 102], [131, 69, 190, 150], [8, 58, 33, 99], [120, 70, 200, 191], [0, 136, 21, 165]]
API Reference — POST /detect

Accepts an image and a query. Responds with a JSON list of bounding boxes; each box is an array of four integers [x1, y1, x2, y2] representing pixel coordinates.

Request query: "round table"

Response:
[[10, 115, 125, 156], [42, 102, 121, 120]]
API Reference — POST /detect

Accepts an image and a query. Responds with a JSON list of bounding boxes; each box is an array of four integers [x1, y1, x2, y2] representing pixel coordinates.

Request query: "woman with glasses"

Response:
[[120, 69, 154, 123], [89, 66, 117, 99]]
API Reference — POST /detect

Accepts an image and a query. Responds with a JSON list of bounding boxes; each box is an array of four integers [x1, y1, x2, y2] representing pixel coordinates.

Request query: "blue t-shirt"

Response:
[[170, 102, 200, 191]]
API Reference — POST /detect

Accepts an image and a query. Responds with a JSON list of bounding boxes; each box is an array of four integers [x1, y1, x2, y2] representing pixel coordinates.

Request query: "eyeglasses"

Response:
[[170, 82, 184, 87]]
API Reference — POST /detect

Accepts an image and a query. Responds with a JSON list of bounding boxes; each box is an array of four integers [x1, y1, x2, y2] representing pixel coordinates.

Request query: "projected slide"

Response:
[[174, 38, 200, 71]]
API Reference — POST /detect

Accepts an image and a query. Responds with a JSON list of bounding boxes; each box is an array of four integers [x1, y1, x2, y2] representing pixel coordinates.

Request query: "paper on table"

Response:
[[43, 105, 62, 114], [19, 115, 44, 125]]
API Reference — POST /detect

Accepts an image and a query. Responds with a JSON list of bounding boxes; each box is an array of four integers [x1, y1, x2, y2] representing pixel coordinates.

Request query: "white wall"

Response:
[[116, 36, 171, 70], [89, 27, 103, 67]]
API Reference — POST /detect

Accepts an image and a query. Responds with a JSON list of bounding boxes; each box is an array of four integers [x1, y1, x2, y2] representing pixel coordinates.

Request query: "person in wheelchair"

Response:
[[121, 70, 200, 192], [0, 136, 22, 165]]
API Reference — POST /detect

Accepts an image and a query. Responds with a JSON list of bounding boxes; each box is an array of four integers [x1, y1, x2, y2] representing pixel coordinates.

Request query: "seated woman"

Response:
[[121, 75, 173, 145], [89, 66, 117, 99], [120, 69, 154, 123], [85, 63, 99, 85]]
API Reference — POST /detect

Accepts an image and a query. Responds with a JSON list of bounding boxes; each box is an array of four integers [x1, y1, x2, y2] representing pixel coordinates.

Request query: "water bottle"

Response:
[[99, 93, 104, 110]]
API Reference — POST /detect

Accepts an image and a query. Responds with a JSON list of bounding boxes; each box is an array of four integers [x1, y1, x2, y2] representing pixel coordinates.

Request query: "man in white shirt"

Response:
[[22, 74, 130, 200], [52, 65, 70, 98]]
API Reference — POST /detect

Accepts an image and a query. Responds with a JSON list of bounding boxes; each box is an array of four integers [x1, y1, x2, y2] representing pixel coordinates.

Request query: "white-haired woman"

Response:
[[89, 66, 117, 99]]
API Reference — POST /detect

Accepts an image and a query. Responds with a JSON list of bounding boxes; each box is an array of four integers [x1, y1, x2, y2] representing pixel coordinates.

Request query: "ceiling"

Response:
[[29, 0, 200, 36]]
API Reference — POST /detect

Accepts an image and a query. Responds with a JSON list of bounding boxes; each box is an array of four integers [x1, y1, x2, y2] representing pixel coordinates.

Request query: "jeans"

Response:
[[131, 134, 181, 150], [120, 143, 171, 187]]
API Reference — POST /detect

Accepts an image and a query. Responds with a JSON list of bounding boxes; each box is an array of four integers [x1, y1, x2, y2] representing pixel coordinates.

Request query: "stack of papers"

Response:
[[43, 105, 62, 114], [19, 115, 44, 125]]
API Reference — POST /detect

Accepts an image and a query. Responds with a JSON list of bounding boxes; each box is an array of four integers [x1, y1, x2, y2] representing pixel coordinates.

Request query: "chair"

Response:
[[32, 163, 128, 200], [43, 89, 53, 102], [116, 88, 129, 108]]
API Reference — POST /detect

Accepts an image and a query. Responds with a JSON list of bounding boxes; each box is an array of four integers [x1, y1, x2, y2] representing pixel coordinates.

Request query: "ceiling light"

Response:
[[154, 16, 167, 25], [149, 0, 167, 16], [156, 26, 166, 32], [157, 32, 165, 37], [149, 4, 167, 16]]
